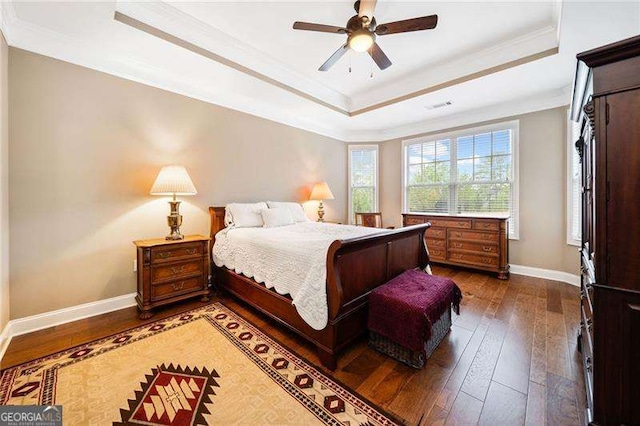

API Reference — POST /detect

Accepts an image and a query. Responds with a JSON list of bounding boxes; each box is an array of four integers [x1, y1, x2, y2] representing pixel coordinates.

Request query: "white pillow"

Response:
[[266, 201, 310, 223], [226, 202, 268, 228], [261, 208, 295, 228]]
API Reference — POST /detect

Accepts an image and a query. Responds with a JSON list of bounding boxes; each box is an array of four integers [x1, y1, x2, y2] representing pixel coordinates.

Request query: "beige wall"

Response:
[[0, 33, 9, 330], [9, 49, 347, 319], [371, 107, 578, 275]]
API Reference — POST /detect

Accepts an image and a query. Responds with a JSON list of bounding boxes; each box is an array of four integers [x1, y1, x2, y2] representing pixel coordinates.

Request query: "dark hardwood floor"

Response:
[[1, 266, 586, 425]]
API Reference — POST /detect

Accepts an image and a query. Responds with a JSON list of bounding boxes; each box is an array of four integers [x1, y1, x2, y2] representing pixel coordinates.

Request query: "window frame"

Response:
[[348, 144, 379, 225], [401, 120, 520, 240], [567, 110, 582, 247]]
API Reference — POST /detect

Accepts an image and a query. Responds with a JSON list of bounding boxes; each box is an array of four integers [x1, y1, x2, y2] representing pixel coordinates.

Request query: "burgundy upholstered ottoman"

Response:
[[368, 269, 462, 368]]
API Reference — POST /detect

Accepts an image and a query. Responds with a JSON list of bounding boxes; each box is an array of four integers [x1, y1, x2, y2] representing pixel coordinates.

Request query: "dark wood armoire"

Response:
[[571, 35, 640, 425]]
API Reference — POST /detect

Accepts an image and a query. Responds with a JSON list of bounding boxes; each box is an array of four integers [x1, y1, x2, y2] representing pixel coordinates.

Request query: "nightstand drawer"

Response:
[[151, 277, 203, 301], [152, 260, 203, 284], [151, 243, 203, 264]]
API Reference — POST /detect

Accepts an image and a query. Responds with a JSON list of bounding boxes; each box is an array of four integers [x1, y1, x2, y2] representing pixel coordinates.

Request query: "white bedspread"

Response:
[[212, 222, 388, 330]]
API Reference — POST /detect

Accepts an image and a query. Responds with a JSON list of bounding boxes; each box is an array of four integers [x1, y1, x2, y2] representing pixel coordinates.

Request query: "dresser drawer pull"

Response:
[[171, 282, 185, 291], [453, 232, 462, 238], [479, 223, 490, 228], [482, 257, 492, 263], [457, 221, 467, 227], [186, 248, 197, 255], [452, 253, 462, 259], [158, 252, 172, 259], [171, 266, 186, 275], [452, 243, 462, 248], [482, 246, 493, 252]]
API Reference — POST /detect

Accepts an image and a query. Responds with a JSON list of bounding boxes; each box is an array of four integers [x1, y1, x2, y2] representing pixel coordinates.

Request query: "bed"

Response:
[[209, 206, 431, 369]]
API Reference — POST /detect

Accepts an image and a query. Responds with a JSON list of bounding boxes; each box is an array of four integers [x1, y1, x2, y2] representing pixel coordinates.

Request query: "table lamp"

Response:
[[150, 165, 197, 240], [310, 181, 335, 222]]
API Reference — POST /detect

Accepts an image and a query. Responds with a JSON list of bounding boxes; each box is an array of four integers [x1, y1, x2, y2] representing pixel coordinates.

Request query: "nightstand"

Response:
[[133, 235, 210, 319]]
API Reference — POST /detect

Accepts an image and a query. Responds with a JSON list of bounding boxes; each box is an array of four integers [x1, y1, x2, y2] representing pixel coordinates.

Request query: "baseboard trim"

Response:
[[510, 264, 580, 286], [0, 293, 137, 364]]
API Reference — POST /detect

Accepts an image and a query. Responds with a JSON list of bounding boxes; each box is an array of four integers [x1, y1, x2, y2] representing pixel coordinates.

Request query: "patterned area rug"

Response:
[[0, 303, 397, 425]]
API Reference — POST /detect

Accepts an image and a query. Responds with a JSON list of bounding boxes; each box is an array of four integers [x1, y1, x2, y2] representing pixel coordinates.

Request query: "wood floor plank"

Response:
[[460, 318, 508, 401], [478, 381, 527, 425], [525, 380, 546, 426], [425, 323, 489, 423], [546, 372, 580, 425], [444, 391, 484, 425], [0, 267, 588, 425], [493, 312, 535, 394]]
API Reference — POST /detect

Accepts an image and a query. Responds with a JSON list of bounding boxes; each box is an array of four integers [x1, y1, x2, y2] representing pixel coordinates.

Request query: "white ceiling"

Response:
[[1, 1, 639, 142]]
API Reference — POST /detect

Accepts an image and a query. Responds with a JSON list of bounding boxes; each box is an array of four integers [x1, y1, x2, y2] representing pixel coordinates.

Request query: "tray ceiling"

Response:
[[2, 1, 639, 141]]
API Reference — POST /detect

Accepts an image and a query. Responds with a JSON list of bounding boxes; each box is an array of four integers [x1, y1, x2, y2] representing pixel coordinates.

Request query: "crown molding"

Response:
[[350, 25, 560, 112], [115, 1, 352, 113], [343, 87, 570, 142]]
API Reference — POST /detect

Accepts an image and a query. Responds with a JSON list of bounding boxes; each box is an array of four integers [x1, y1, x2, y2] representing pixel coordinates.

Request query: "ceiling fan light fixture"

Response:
[[348, 29, 374, 52]]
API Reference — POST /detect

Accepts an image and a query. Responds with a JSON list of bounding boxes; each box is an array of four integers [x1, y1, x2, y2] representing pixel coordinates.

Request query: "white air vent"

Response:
[[425, 101, 452, 110]]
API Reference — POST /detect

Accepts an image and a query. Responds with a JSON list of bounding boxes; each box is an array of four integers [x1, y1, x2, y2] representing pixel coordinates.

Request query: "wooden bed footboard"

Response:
[[208, 206, 431, 369]]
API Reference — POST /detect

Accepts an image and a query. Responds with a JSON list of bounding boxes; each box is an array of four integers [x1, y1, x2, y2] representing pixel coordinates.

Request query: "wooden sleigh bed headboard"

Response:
[[207, 205, 431, 370]]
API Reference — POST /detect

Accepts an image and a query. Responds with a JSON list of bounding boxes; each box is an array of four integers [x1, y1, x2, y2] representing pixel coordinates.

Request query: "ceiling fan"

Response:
[[292, 0, 438, 72]]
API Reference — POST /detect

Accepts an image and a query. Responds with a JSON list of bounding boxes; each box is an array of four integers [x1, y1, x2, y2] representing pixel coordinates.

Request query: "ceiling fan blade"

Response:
[[358, 0, 377, 20], [375, 15, 438, 35], [368, 43, 392, 70], [319, 44, 349, 71], [293, 22, 347, 34]]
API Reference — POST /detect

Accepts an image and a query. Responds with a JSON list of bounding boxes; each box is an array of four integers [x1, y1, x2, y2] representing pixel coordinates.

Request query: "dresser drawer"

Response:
[[151, 243, 203, 264], [449, 241, 498, 254], [429, 248, 446, 260], [448, 251, 499, 267], [151, 277, 203, 301], [448, 229, 499, 243], [152, 260, 203, 284], [427, 218, 472, 229], [426, 227, 446, 239], [426, 238, 445, 248], [473, 219, 500, 231], [404, 216, 426, 226]]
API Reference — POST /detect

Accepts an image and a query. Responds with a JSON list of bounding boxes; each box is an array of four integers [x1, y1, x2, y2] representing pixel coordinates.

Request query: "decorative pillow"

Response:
[[226, 202, 268, 228], [261, 208, 295, 228], [266, 201, 310, 223]]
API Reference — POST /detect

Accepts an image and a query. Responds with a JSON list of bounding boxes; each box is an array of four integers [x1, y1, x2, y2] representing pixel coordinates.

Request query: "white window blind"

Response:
[[403, 122, 519, 239], [348, 145, 379, 224], [567, 118, 582, 246]]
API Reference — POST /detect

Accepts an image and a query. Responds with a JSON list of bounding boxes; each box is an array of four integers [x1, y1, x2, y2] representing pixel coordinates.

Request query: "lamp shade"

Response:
[[150, 165, 197, 196], [310, 181, 335, 201]]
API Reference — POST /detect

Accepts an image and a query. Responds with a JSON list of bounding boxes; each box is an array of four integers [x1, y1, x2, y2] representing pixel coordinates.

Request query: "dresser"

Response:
[[134, 235, 210, 319], [402, 214, 509, 279], [572, 35, 640, 425]]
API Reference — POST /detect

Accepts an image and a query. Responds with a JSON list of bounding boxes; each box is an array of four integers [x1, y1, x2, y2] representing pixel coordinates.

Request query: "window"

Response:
[[348, 145, 378, 224], [567, 116, 582, 246], [402, 121, 519, 239]]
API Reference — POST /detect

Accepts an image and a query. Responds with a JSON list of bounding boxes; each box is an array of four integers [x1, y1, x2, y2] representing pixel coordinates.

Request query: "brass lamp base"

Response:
[[166, 200, 184, 240], [317, 200, 325, 222]]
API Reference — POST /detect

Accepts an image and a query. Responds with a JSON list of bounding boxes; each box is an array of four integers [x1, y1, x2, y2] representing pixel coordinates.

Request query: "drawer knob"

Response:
[[482, 246, 492, 252], [158, 252, 172, 259], [452, 253, 462, 259], [458, 221, 467, 226], [453, 243, 462, 248], [454, 232, 461, 237], [186, 248, 197, 255], [171, 281, 185, 291], [171, 266, 186, 275], [482, 257, 492, 263]]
